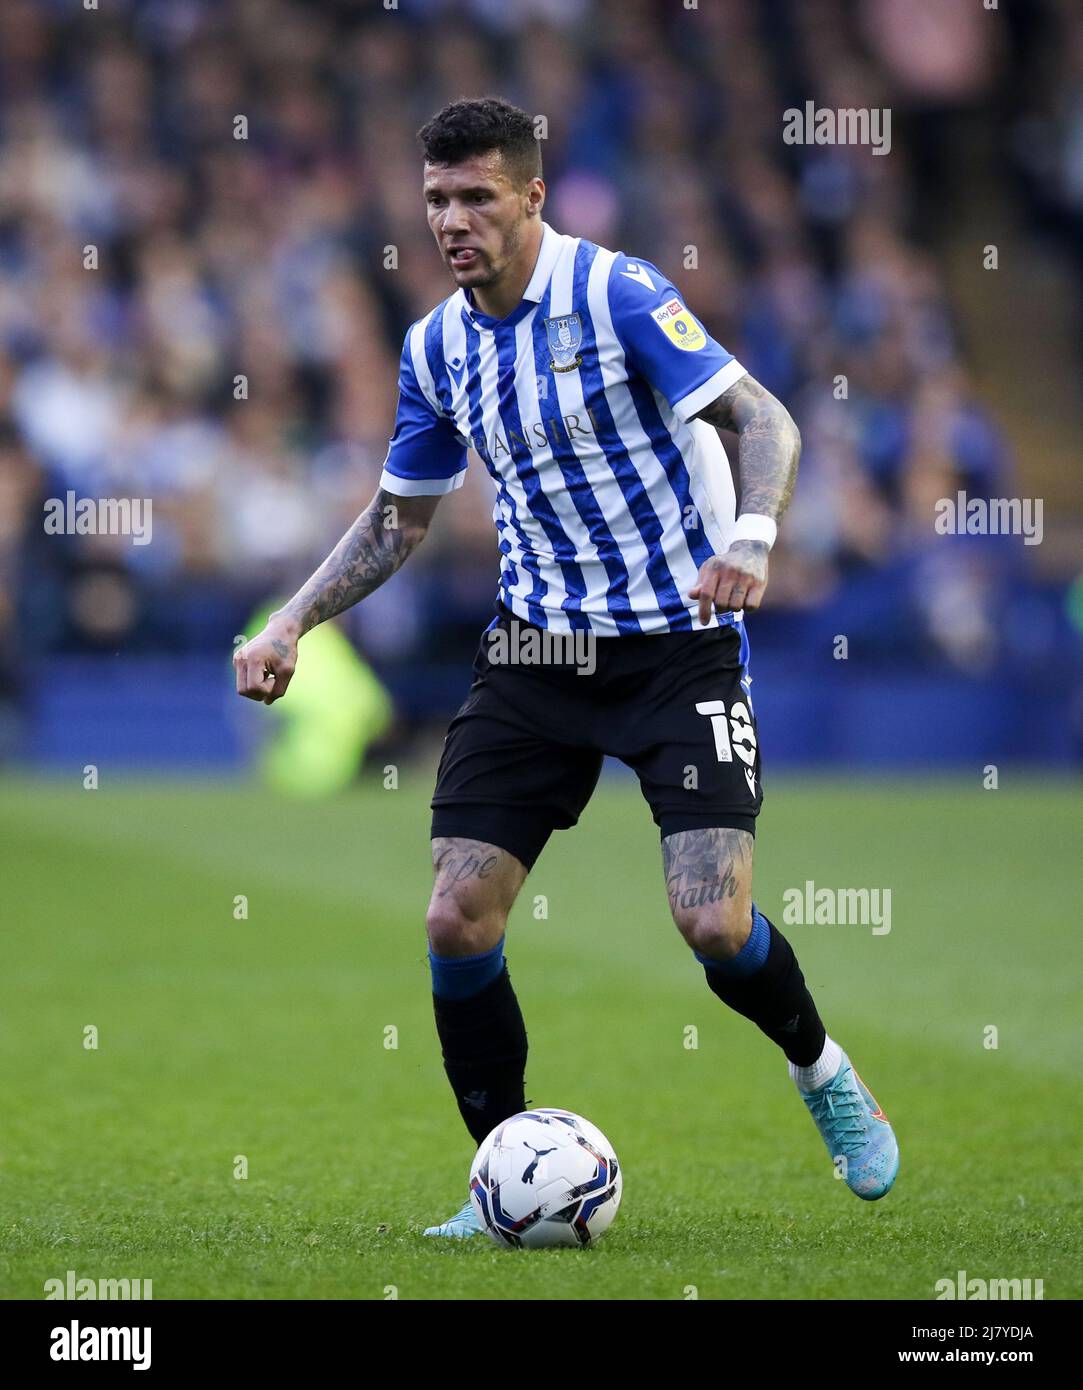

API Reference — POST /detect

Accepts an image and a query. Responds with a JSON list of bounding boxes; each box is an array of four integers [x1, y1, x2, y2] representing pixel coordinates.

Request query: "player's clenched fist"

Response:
[[689, 539, 769, 624], [234, 616, 300, 704]]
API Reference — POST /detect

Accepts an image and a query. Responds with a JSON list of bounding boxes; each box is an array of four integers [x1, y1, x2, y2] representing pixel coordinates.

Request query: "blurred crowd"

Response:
[[1, 0, 1081, 702]]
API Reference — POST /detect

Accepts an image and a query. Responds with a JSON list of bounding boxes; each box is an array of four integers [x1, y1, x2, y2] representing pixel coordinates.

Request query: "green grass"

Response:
[[1, 772, 1080, 1299]]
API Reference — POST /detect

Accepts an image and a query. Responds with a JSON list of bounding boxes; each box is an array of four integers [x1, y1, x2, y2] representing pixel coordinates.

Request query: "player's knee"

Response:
[[673, 900, 753, 961], [425, 897, 506, 957]]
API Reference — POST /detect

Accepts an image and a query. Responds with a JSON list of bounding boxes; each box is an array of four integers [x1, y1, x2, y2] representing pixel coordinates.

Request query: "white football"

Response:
[[469, 1107, 622, 1248]]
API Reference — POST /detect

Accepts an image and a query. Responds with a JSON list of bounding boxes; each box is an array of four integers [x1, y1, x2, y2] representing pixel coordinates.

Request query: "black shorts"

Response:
[[431, 606, 763, 870]]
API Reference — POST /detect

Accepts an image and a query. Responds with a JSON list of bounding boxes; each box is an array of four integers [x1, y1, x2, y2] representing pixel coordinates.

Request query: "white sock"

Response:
[[789, 1036, 843, 1092]]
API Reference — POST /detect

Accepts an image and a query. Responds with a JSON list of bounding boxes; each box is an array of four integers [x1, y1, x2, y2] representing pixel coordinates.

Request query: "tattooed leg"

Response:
[[662, 827, 755, 961], [427, 838, 531, 1148], [427, 837, 528, 956], [665, 827, 828, 1068]]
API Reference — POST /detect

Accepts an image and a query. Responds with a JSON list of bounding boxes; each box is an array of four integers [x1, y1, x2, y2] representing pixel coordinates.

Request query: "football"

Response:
[[469, 1108, 622, 1248]]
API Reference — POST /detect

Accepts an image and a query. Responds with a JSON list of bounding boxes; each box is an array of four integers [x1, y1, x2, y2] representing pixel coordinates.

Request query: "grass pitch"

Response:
[[1, 772, 1080, 1300]]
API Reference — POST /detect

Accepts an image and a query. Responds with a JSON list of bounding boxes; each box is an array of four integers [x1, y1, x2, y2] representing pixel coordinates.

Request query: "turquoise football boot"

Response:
[[798, 1051, 899, 1200], [423, 1195, 482, 1239]]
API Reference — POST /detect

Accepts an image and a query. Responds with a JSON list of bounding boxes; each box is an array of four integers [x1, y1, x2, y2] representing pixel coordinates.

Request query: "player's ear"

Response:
[[525, 177, 545, 216]]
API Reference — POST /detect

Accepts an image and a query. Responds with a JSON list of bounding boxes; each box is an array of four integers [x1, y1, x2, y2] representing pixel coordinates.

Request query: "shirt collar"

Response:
[[521, 221, 562, 303], [462, 221, 561, 324]]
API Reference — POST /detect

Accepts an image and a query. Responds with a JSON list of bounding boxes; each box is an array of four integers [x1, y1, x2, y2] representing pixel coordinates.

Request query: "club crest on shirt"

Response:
[[651, 297, 706, 351], [544, 313, 584, 372]]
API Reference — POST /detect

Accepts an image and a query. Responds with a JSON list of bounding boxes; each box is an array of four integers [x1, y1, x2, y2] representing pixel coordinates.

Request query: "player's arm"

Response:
[[234, 488, 439, 704], [689, 375, 801, 622], [235, 321, 469, 704], [607, 256, 799, 620]]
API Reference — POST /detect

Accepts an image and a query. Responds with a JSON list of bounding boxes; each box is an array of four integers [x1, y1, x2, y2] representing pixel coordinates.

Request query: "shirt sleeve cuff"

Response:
[[670, 360, 748, 423], [378, 467, 467, 497]]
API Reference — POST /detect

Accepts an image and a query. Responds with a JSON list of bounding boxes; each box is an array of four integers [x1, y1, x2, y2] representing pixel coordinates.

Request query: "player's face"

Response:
[[423, 152, 541, 289]]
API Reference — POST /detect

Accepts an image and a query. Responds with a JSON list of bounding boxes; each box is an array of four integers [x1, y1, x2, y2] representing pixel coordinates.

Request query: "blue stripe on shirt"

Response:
[[531, 280, 640, 635], [491, 319, 591, 629], [460, 312, 548, 624], [572, 241, 691, 632], [624, 374, 717, 570]]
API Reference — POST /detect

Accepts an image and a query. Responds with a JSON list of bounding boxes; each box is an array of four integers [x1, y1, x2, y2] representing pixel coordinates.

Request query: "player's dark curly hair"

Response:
[[417, 97, 542, 187]]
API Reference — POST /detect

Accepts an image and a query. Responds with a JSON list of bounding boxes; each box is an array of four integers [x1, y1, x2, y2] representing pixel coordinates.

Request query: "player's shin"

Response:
[[430, 939, 529, 1145], [695, 906, 826, 1066]]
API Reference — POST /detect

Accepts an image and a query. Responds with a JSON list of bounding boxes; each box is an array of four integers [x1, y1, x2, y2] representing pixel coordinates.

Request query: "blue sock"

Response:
[[694, 905, 771, 979], [428, 937, 506, 1001]]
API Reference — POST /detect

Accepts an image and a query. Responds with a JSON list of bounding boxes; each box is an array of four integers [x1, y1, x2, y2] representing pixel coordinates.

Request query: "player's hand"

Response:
[[234, 615, 300, 705], [689, 540, 769, 623]]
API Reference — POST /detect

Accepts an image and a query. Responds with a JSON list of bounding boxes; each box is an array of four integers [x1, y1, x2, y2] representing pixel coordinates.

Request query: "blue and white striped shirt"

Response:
[[379, 221, 747, 635]]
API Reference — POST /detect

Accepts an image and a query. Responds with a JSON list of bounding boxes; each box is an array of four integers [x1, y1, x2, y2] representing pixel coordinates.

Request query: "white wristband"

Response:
[[731, 514, 777, 550]]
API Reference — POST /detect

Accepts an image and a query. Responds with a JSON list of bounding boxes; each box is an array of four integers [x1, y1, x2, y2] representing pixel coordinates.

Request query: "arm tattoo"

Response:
[[695, 375, 801, 523], [276, 489, 424, 635], [662, 827, 753, 914]]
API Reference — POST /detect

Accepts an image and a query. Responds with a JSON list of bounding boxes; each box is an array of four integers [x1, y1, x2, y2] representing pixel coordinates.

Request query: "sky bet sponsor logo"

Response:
[[650, 298, 706, 351], [49, 1322, 151, 1371]]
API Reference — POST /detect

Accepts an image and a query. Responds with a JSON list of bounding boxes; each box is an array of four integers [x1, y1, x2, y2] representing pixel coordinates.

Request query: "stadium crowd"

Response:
[[0, 0, 1079, 707]]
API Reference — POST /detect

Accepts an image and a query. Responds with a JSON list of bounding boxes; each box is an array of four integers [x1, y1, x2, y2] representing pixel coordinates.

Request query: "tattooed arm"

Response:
[[234, 488, 440, 704], [688, 374, 801, 621]]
